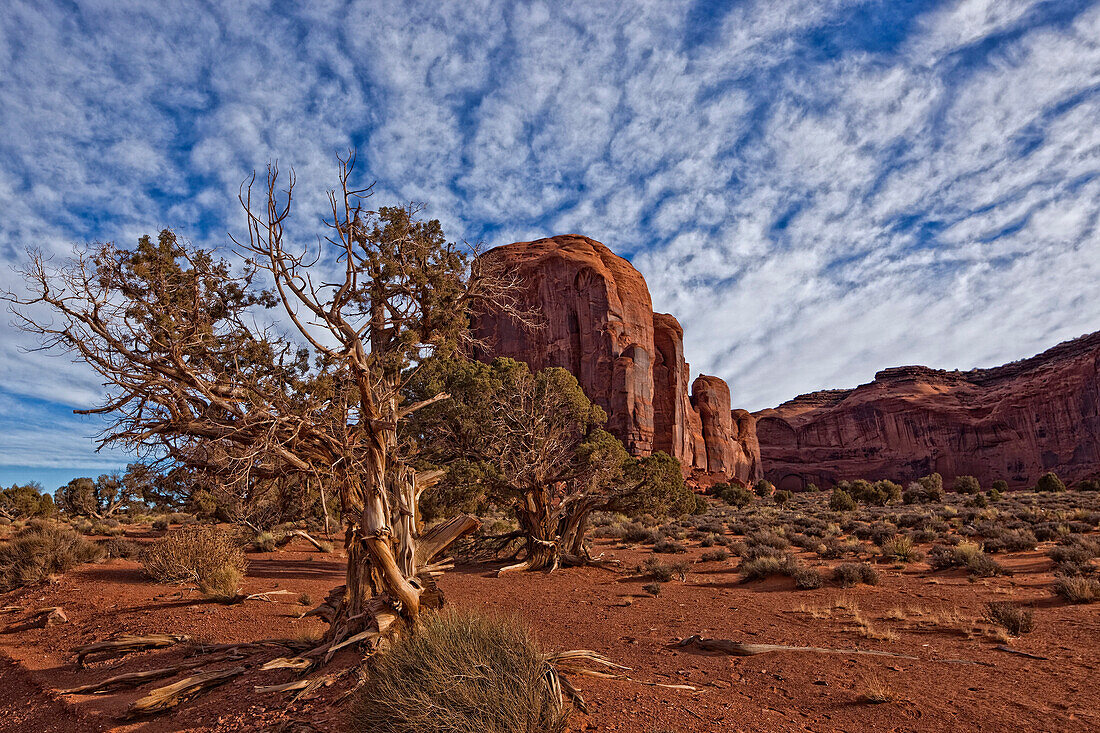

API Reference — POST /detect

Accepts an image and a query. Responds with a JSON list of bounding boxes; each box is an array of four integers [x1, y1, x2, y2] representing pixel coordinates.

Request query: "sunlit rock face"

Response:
[[754, 333, 1100, 490], [472, 234, 762, 483]]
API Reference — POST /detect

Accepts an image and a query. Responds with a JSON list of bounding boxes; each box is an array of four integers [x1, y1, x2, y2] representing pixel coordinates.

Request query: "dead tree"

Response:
[[6, 153, 523, 641]]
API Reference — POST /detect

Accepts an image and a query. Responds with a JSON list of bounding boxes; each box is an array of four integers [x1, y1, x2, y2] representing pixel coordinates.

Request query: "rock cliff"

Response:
[[754, 333, 1100, 489], [471, 235, 762, 483]]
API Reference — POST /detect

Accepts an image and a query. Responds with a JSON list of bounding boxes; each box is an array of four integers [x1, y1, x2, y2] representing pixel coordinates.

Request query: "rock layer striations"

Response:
[[754, 333, 1100, 489], [471, 235, 762, 483]]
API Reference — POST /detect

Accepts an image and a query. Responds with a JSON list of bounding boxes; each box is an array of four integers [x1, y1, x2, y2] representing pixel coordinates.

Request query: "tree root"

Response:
[[126, 666, 246, 718], [75, 634, 190, 666]]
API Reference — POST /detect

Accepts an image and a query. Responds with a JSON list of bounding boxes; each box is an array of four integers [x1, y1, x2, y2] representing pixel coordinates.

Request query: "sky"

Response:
[[2, 0, 1099, 487]]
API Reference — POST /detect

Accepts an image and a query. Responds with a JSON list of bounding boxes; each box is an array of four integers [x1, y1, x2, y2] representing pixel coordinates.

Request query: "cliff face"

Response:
[[754, 333, 1100, 489], [472, 235, 762, 483]]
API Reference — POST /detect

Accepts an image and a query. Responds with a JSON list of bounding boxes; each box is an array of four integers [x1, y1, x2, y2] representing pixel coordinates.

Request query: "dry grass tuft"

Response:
[[858, 673, 895, 703], [349, 610, 568, 733]]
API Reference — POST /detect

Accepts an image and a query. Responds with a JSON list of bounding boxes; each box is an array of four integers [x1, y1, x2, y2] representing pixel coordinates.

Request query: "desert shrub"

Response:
[[252, 532, 278, 552], [747, 530, 789, 550], [152, 517, 169, 531], [653, 539, 687, 554], [880, 535, 919, 562], [773, 490, 793, 506], [819, 537, 861, 559], [712, 483, 754, 508], [829, 489, 857, 512], [1035, 472, 1066, 493], [739, 555, 786, 580], [753, 480, 774, 498], [792, 567, 824, 589], [903, 473, 945, 504], [102, 537, 141, 559], [953, 475, 981, 494], [0, 524, 104, 591], [987, 488, 1003, 502], [640, 557, 688, 582], [700, 549, 729, 562], [622, 523, 661, 544], [1076, 479, 1100, 491], [0, 483, 55, 519], [989, 528, 1038, 553], [349, 610, 567, 733], [991, 479, 1009, 493], [833, 562, 880, 588], [806, 483, 820, 492], [929, 541, 1005, 577], [845, 479, 902, 506], [140, 525, 247, 599], [985, 602, 1034, 635], [643, 582, 662, 597], [1054, 574, 1100, 603]]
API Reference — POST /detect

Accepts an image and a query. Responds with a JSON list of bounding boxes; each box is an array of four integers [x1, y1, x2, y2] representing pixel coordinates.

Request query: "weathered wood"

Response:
[[994, 645, 1049, 660], [126, 666, 245, 718], [75, 634, 189, 666], [674, 635, 919, 660], [288, 530, 328, 552], [62, 653, 241, 694], [414, 514, 481, 567]]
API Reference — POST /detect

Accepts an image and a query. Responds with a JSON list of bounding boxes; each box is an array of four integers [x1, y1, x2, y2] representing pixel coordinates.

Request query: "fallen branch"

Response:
[[76, 634, 189, 666], [288, 530, 329, 552], [62, 653, 242, 694], [3, 607, 67, 633], [994, 645, 1049, 661], [674, 635, 919, 660], [126, 666, 245, 718], [243, 589, 295, 603]]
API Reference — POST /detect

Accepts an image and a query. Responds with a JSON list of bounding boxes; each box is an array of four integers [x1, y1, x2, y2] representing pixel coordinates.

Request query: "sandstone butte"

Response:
[[753, 331, 1100, 490], [471, 234, 763, 484]]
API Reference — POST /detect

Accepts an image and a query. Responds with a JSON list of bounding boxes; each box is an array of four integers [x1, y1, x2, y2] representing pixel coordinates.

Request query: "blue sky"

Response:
[[2, 0, 1100, 487]]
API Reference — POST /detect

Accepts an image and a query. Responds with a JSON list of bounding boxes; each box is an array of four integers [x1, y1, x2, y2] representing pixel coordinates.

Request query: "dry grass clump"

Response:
[[349, 610, 567, 733], [1055, 575, 1100, 603], [879, 535, 920, 562], [0, 523, 104, 591], [139, 525, 247, 601], [984, 602, 1034, 636], [858, 673, 895, 703]]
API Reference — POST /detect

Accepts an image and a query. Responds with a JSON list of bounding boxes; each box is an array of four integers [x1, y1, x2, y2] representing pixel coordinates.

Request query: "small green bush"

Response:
[[953, 475, 981, 494], [1035, 472, 1066, 493], [753, 480, 774, 498], [829, 489, 857, 512], [773, 490, 793, 506]]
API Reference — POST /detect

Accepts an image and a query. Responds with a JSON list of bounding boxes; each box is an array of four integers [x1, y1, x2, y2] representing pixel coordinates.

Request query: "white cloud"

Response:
[[2, 0, 1100, 470]]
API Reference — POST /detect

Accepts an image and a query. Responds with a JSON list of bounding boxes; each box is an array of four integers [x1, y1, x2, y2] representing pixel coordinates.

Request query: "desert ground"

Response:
[[1, 489, 1097, 733]]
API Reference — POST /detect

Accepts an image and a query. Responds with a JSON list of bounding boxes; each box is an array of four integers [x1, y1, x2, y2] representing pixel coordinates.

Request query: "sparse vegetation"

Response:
[[349, 610, 568, 733], [0, 523, 104, 591], [139, 525, 247, 600], [985, 602, 1034, 635]]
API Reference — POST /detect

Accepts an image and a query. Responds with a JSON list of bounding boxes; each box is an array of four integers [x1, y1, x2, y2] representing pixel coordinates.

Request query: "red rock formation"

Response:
[[754, 333, 1100, 489], [472, 234, 762, 483]]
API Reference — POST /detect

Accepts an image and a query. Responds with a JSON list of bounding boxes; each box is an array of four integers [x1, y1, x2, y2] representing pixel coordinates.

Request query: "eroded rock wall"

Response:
[[472, 234, 762, 482], [754, 333, 1100, 489]]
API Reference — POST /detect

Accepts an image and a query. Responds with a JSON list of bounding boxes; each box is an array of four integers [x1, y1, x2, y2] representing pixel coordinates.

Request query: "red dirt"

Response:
[[1, 532, 1098, 732]]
